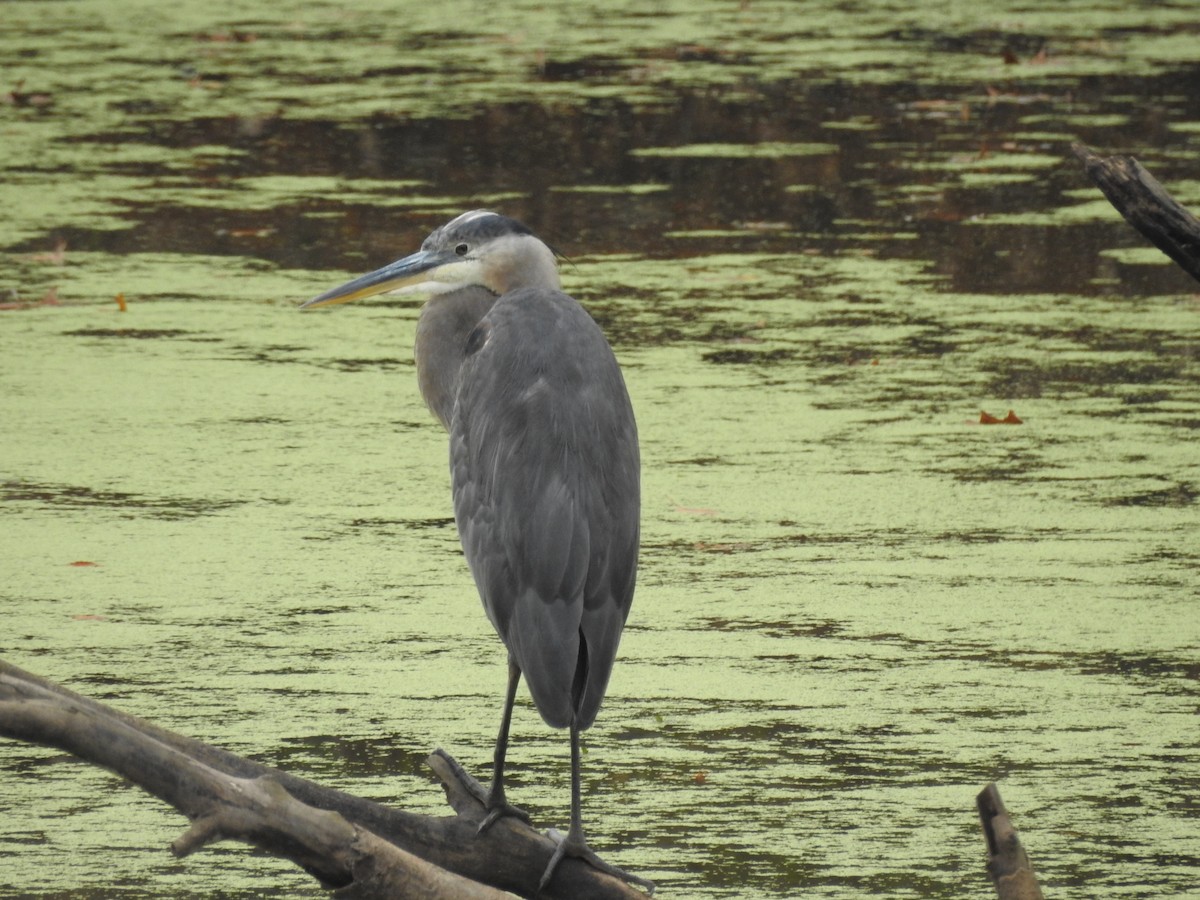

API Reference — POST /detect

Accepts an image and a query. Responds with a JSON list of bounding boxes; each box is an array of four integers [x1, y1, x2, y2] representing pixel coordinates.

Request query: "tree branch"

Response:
[[977, 783, 1045, 900], [1072, 141, 1200, 285], [4, 658, 1068, 898], [0, 658, 647, 899]]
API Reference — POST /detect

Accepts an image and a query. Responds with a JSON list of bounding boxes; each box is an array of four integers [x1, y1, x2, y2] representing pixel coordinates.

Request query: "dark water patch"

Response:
[[1103, 482, 1196, 507], [702, 347, 795, 365], [1074, 651, 1200, 683], [325, 357, 409, 373], [697, 617, 846, 640], [1129, 546, 1199, 571], [225, 343, 311, 365], [227, 415, 292, 425], [23, 66, 1197, 298], [942, 647, 1200, 698], [1121, 389, 1174, 405], [684, 619, 1199, 694], [883, 26, 1053, 58], [1059, 325, 1197, 358], [270, 734, 434, 782], [348, 516, 455, 532], [981, 358, 1187, 399], [359, 63, 441, 79], [699, 321, 770, 344], [1, 480, 242, 520], [61, 327, 217, 341], [700, 846, 824, 895], [699, 720, 816, 745], [281, 606, 355, 619], [537, 56, 633, 82], [917, 220, 1200, 298], [940, 454, 1065, 485], [974, 323, 1199, 371]]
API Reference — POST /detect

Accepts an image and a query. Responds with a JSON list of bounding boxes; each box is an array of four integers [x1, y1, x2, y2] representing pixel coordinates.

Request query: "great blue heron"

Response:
[[301, 210, 650, 893]]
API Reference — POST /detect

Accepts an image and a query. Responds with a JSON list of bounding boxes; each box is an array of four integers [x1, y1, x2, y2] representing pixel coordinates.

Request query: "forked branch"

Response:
[[0, 658, 645, 899]]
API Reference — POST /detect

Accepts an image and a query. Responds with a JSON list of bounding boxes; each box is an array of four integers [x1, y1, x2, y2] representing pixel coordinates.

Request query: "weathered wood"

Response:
[[0, 658, 647, 899], [1072, 141, 1200, 285], [977, 783, 1045, 900]]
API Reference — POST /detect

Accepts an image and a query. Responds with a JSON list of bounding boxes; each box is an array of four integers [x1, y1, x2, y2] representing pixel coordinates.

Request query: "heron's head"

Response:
[[300, 210, 560, 309]]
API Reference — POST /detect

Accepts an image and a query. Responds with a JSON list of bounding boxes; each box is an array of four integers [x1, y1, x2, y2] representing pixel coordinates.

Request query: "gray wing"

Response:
[[449, 287, 639, 730]]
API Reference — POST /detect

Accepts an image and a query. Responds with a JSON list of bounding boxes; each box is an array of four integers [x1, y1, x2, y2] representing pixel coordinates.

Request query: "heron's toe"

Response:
[[538, 827, 656, 895], [477, 797, 532, 834]]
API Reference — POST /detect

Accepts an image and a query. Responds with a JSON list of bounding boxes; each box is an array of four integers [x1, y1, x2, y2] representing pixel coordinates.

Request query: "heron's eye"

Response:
[[455, 243, 469, 257]]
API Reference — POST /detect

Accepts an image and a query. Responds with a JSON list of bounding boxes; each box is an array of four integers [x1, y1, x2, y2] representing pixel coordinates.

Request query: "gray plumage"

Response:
[[302, 210, 647, 891], [411, 212, 639, 730], [444, 286, 638, 729]]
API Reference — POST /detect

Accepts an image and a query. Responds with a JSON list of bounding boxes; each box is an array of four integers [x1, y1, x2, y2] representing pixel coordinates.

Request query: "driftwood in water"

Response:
[[0, 658, 645, 899], [977, 782, 1045, 900], [1072, 141, 1200, 285], [4, 658, 1055, 898]]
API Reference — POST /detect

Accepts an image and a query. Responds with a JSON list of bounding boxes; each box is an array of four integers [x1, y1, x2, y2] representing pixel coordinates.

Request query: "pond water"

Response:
[[1, 2, 1198, 898]]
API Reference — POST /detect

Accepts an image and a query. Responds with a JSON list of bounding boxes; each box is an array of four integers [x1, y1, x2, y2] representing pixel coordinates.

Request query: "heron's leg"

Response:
[[538, 721, 656, 894], [478, 656, 531, 832]]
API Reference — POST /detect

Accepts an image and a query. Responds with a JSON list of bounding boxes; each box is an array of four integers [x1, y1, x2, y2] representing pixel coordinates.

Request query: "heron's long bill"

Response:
[[300, 248, 454, 309]]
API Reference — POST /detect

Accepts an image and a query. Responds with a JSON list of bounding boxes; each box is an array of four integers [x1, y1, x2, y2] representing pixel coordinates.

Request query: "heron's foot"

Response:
[[477, 787, 532, 834], [539, 826, 656, 895]]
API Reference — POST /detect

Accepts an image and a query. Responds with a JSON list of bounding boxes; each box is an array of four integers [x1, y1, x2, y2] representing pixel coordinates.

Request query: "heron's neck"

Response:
[[492, 235, 561, 294], [414, 286, 498, 430]]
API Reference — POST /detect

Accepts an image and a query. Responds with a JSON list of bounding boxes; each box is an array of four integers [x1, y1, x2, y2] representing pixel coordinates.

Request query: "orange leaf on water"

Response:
[[980, 409, 1023, 425], [69, 560, 99, 567]]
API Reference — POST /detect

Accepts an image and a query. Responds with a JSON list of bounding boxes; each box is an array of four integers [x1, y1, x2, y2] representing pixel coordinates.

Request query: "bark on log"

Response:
[[5, 657, 1067, 898], [1072, 141, 1200, 285], [977, 783, 1045, 900], [0, 658, 647, 899]]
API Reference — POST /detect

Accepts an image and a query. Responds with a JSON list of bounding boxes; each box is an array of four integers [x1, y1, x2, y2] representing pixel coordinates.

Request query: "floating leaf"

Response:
[[980, 409, 1023, 425]]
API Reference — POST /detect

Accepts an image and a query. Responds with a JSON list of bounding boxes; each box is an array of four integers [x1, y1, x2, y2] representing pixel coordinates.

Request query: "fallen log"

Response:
[[0, 658, 646, 899], [4, 657, 1064, 898]]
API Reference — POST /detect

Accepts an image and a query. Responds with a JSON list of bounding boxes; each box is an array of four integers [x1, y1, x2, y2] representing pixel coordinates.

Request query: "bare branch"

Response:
[[1072, 141, 1200, 285], [0, 658, 647, 899], [977, 783, 1045, 900]]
